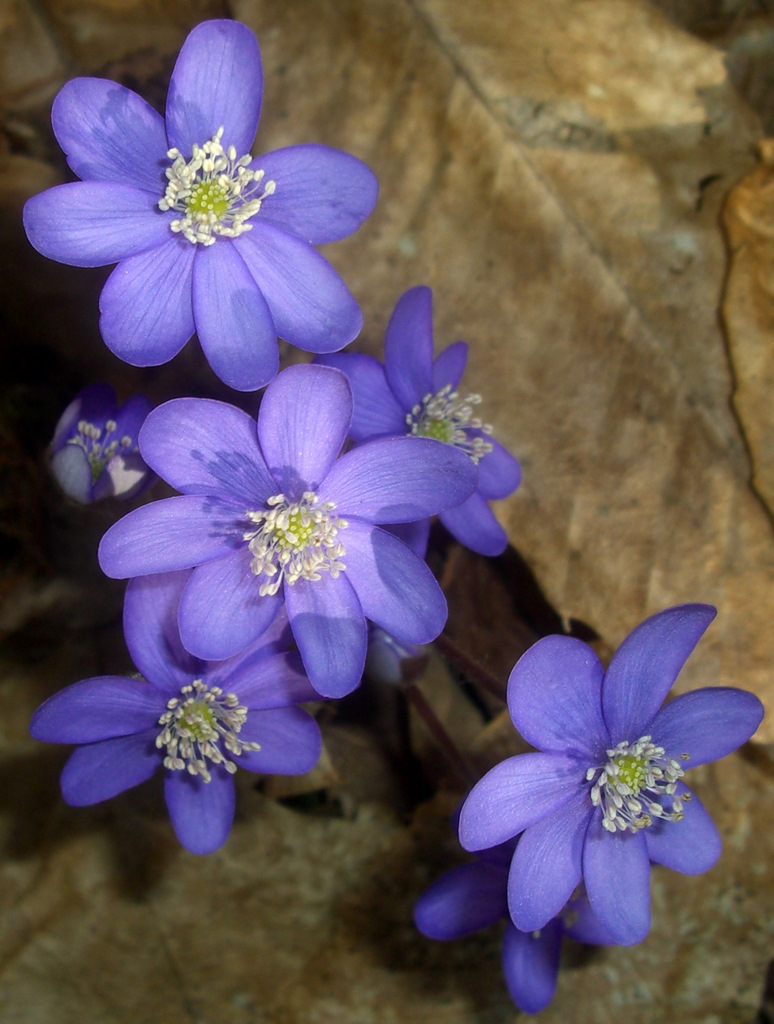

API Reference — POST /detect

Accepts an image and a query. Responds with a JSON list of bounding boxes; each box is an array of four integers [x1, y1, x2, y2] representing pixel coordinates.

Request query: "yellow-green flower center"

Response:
[[587, 735, 690, 833], [159, 126, 275, 246], [187, 180, 229, 220], [244, 491, 348, 597], [178, 699, 217, 743], [156, 679, 260, 783], [406, 385, 493, 463], [273, 508, 316, 550], [415, 417, 455, 444], [613, 753, 647, 794]]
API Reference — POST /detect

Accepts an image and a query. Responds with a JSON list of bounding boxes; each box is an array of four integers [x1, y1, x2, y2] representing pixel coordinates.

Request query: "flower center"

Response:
[[159, 126, 276, 246], [243, 492, 348, 597], [406, 385, 494, 463], [156, 679, 260, 783], [586, 735, 690, 833], [68, 419, 135, 482], [187, 180, 229, 220]]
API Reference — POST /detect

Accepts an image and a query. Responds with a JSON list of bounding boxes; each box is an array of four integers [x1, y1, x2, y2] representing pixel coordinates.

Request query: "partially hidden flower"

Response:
[[457, 605, 764, 945], [30, 570, 322, 854], [414, 841, 616, 1014], [317, 286, 521, 555], [365, 626, 427, 687], [98, 364, 478, 699], [365, 521, 430, 687], [23, 20, 378, 391], [49, 382, 154, 503]]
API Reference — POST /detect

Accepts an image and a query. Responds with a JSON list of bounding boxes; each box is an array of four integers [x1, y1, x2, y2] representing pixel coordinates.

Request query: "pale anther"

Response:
[[159, 126, 276, 246], [406, 385, 494, 463], [67, 418, 139, 482], [243, 491, 347, 596], [587, 735, 688, 834], [155, 679, 260, 783]]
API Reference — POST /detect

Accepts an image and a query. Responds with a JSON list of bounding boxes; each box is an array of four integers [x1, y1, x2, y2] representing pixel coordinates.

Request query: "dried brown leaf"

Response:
[[234, 0, 774, 737], [723, 141, 774, 515]]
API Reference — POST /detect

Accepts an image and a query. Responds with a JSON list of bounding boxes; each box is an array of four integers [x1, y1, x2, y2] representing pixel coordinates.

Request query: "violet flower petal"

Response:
[[507, 635, 609, 759], [192, 242, 278, 391], [344, 521, 447, 644], [458, 753, 585, 852], [112, 393, 153, 440], [414, 861, 509, 940], [563, 895, 618, 945], [384, 285, 434, 410], [98, 451, 151, 501], [644, 786, 722, 875], [165, 20, 262, 157], [650, 687, 764, 767], [235, 222, 363, 351], [583, 810, 651, 945], [222, 652, 319, 709], [476, 437, 522, 500], [386, 518, 430, 559], [30, 678, 165, 743], [502, 920, 562, 1015], [139, 398, 275, 505], [432, 341, 468, 392], [602, 604, 717, 741], [314, 353, 406, 441], [99, 238, 195, 365], [49, 445, 93, 503], [95, 459, 154, 511], [98, 494, 246, 578], [439, 491, 508, 557], [233, 706, 322, 775], [51, 77, 168, 192], [257, 363, 352, 496], [177, 547, 282, 661], [285, 573, 367, 698], [319, 436, 477, 522], [123, 572, 200, 691], [61, 729, 159, 805], [164, 764, 236, 855], [23, 182, 170, 267], [205, 608, 294, 682], [51, 382, 117, 448], [366, 627, 420, 687], [508, 790, 593, 932], [256, 144, 378, 245]]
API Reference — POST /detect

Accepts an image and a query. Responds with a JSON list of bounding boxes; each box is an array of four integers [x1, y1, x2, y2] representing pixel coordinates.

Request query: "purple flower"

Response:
[[317, 286, 521, 555], [365, 523, 430, 686], [23, 20, 378, 391], [365, 626, 427, 687], [414, 843, 616, 1014], [457, 605, 764, 945], [49, 382, 154, 503], [98, 364, 478, 698], [30, 570, 322, 855]]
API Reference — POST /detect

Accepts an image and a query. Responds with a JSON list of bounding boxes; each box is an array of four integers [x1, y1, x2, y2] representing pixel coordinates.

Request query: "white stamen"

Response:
[[243, 491, 347, 596], [67, 418, 138, 481], [587, 735, 689, 834], [155, 679, 260, 783], [405, 384, 494, 463], [159, 126, 276, 246]]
